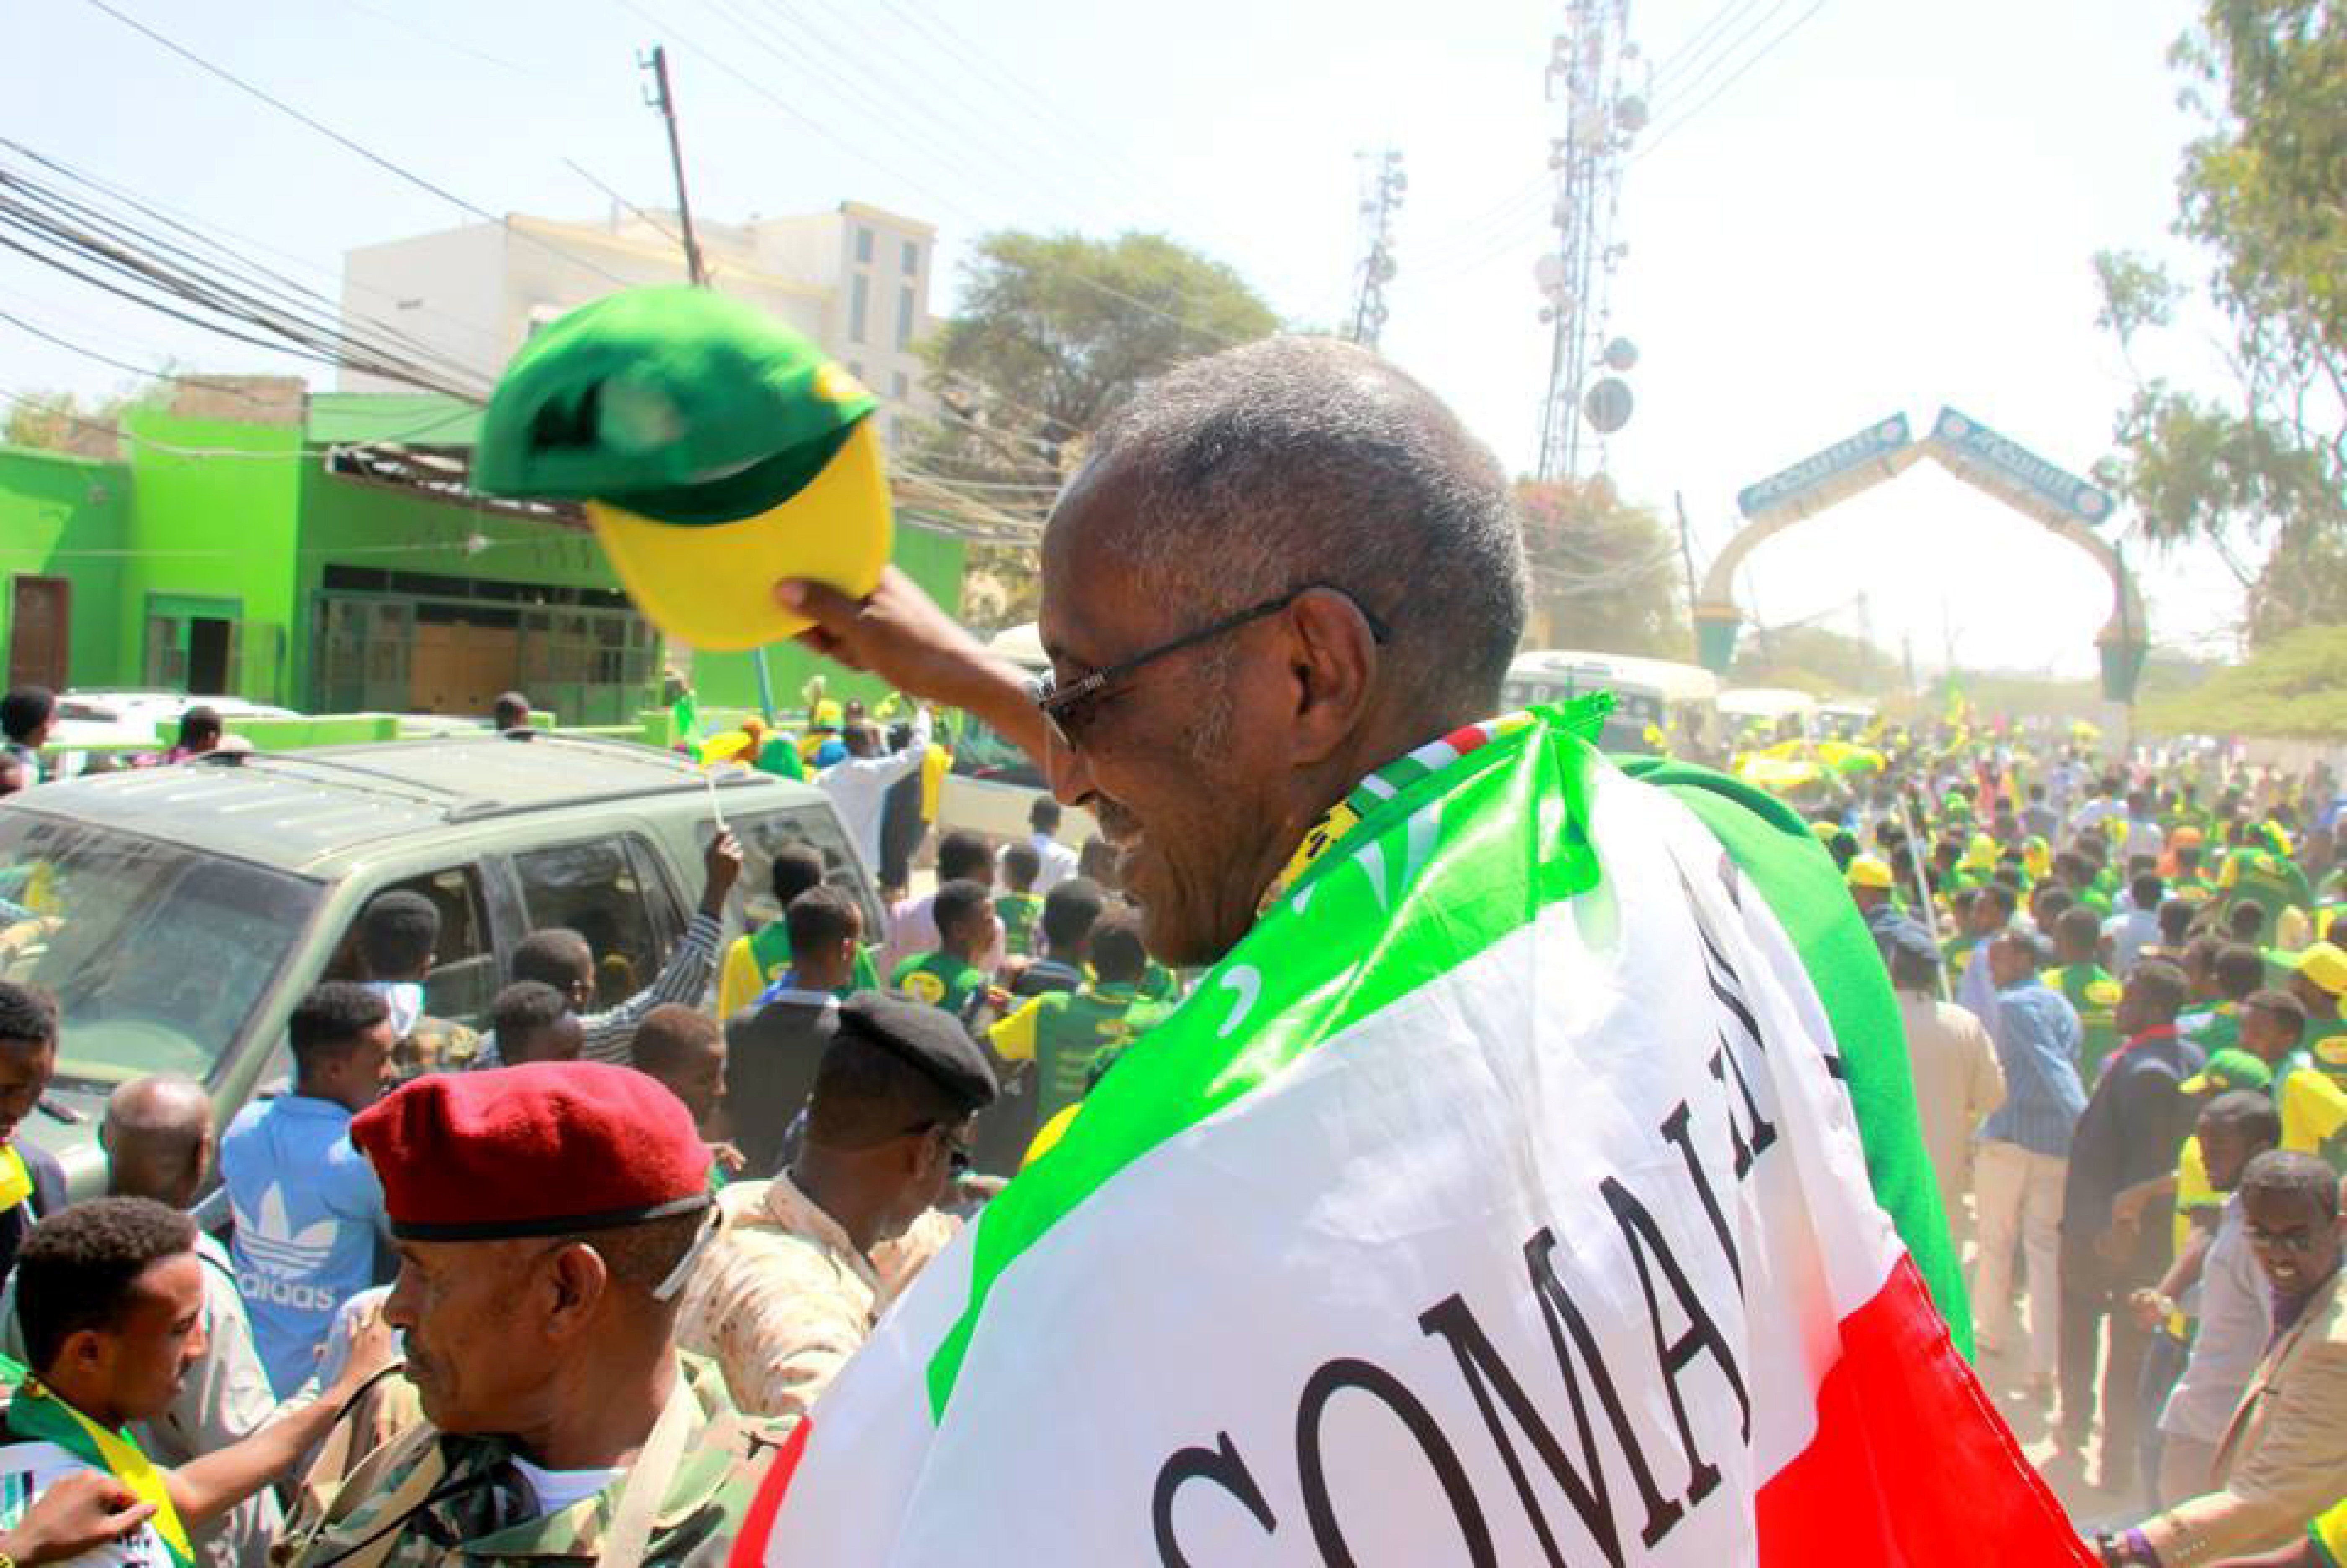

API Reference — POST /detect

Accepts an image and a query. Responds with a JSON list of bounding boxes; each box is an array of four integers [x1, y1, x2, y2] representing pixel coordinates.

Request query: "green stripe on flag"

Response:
[[1620, 756, 1974, 1358], [925, 699, 1613, 1417]]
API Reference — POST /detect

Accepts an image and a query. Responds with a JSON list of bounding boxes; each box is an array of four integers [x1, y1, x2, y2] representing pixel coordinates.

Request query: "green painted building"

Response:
[[0, 382, 965, 725]]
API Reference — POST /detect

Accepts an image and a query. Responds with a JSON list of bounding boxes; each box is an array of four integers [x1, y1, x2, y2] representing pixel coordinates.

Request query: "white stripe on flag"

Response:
[[771, 762, 1906, 1565]]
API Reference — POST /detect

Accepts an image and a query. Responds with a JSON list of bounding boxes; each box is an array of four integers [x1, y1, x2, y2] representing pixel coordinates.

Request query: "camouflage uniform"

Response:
[[277, 1356, 783, 1566], [675, 1174, 955, 1423], [393, 1015, 481, 1080]]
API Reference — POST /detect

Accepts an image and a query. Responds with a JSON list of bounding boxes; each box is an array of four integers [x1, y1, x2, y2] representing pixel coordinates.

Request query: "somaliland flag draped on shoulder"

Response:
[[738, 699, 2086, 1566]]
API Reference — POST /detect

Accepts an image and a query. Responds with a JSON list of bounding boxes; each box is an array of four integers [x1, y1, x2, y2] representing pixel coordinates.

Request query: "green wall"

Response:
[[0, 401, 970, 723], [693, 521, 968, 718], [0, 445, 131, 686], [119, 409, 305, 702]]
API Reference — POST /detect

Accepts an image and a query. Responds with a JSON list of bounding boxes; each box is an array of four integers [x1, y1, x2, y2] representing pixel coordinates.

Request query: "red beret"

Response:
[[351, 1061, 711, 1241]]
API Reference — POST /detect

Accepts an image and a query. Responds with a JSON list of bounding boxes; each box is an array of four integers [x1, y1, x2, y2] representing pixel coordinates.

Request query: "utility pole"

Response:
[[638, 44, 774, 725], [1672, 490, 1700, 650], [640, 45, 708, 287], [1346, 149, 1406, 351]]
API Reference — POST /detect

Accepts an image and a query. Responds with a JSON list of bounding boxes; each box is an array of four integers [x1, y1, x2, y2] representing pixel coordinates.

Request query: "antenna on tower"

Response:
[[1346, 148, 1406, 352], [1534, 1, 1644, 480]]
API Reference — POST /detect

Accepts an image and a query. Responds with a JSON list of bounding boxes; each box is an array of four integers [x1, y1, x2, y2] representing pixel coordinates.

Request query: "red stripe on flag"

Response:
[[1757, 1257, 2092, 1566], [727, 1414, 814, 1568]]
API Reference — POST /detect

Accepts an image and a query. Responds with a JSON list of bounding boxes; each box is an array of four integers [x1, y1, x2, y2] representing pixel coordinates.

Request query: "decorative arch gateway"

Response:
[[1691, 408, 2151, 702]]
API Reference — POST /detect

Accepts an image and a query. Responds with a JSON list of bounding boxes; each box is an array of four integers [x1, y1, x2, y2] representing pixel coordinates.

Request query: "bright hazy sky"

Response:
[[7, 0, 2245, 679]]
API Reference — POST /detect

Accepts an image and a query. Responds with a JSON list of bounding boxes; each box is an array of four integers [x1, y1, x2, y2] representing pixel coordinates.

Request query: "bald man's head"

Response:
[[101, 1076, 214, 1210]]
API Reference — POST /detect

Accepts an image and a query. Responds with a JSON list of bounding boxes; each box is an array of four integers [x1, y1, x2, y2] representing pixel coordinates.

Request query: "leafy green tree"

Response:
[[2142, 623, 2347, 737], [904, 230, 1281, 627], [1514, 476, 1686, 656], [2092, 1, 2347, 642]]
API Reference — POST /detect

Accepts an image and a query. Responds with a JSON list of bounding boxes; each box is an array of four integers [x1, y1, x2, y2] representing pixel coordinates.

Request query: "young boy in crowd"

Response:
[[486, 981, 581, 1066], [994, 844, 1044, 961]]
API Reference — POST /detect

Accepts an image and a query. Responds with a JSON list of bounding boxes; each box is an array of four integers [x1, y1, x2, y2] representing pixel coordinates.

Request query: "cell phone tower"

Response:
[[1347, 148, 1407, 352], [1534, 0, 1647, 481]]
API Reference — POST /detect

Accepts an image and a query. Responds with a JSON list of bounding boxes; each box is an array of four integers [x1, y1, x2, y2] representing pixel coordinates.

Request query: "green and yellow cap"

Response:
[[474, 287, 891, 651], [2179, 1046, 2274, 1097], [1845, 855, 1897, 893]]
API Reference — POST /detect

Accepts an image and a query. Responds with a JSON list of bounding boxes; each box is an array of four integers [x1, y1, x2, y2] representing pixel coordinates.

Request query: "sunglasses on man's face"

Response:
[[903, 1118, 974, 1176], [1029, 583, 1390, 753]]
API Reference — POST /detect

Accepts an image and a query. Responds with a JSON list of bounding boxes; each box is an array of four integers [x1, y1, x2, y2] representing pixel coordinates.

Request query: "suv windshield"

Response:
[[0, 814, 323, 1085]]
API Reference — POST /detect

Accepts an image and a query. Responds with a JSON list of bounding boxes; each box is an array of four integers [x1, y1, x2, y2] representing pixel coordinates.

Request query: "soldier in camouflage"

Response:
[[279, 1062, 786, 1567]]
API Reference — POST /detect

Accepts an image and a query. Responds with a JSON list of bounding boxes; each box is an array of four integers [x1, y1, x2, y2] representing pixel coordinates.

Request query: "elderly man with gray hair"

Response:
[[746, 338, 2073, 1560]]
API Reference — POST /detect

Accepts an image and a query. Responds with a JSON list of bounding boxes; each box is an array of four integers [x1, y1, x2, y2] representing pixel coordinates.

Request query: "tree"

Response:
[[3, 388, 118, 456], [902, 231, 1281, 629], [2091, 2, 2347, 642], [1514, 475, 1685, 656], [2141, 623, 2347, 737]]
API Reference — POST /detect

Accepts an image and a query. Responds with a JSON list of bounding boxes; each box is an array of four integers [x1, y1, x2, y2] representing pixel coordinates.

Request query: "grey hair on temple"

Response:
[[1081, 336, 1529, 716]]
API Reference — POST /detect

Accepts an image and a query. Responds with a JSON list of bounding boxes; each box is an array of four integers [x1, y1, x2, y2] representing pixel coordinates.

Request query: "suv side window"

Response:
[[712, 807, 885, 937], [324, 865, 498, 1028], [511, 836, 680, 1010]]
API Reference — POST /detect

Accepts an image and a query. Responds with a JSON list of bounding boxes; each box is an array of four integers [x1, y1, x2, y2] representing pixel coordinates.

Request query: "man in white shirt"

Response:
[[817, 706, 932, 879], [2105, 872, 2170, 978], [1018, 797, 1080, 894], [2145, 1091, 2282, 1507]]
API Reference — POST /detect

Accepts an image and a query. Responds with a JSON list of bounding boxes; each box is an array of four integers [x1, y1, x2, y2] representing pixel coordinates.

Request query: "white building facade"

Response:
[[339, 202, 935, 446]]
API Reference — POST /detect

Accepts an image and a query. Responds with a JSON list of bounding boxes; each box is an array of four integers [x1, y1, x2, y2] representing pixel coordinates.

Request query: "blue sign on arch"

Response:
[[1928, 408, 2114, 529], [1734, 414, 1915, 522]]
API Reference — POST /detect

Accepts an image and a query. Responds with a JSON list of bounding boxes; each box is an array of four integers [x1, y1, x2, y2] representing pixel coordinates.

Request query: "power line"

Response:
[[79, 0, 638, 290], [0, 141, 494, 391], [1648, 0, 1775, 94], [626, 1, 1260, 351], [1634, 0, 1829, 165], [0, 158, 489, 396], [0, 135, 513, 355]]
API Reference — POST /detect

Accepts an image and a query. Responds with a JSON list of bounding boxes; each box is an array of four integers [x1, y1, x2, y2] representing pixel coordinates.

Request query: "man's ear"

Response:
[[541, 1243, 612, 1341], [1280, 589, 1381, 768], [53, 1325, 109, 1387]]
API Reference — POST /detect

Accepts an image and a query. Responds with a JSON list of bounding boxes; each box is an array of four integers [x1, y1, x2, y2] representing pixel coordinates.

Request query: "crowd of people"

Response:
[[1826, 745, 2347, 1564], [0, 330, 2340, 1563], [0, 722, 1169, 1563]]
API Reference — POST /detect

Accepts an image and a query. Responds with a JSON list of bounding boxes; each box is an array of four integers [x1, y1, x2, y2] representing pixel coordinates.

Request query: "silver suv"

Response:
[[0, 733, 883, 1196]]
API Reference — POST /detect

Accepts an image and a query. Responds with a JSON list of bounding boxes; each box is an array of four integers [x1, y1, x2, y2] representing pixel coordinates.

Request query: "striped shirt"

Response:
[[474, 912, 724, 1068], [1981, 977, 2088, 1158]]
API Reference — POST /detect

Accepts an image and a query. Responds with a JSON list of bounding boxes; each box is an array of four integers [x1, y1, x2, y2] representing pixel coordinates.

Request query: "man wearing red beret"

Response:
[[277, 1062, 789, 1566]]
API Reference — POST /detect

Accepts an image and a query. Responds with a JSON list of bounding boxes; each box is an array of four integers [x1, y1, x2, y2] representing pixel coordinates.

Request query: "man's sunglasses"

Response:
[[1028, 583, 1390, 753], [903, 1119, 974, 1176]]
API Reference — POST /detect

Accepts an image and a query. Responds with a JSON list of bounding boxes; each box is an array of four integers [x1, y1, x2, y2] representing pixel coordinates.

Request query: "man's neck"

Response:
[[789, 1151, 885, 1257], [1253, 708, 1488, 907], [40, 1373, 126, 1433], [512, 1342, 678, 1472]]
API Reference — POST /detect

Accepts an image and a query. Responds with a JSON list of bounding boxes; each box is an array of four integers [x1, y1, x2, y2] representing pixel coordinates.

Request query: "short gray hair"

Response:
[[1082, 336, 1527, 718]]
